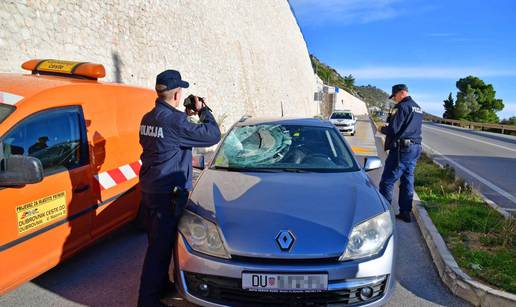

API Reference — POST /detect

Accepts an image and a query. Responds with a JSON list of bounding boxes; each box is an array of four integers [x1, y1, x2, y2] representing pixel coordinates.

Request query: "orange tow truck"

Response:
[[0, 59, 155, 294]]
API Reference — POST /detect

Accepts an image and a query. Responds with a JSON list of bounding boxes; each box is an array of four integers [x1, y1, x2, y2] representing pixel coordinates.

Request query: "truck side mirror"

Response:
[[363, 156, 382, 172], [0, 155, 44, 186]]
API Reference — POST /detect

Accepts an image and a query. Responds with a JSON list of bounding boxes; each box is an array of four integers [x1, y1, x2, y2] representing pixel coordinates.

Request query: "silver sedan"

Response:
[[175, 118, 396, 306]]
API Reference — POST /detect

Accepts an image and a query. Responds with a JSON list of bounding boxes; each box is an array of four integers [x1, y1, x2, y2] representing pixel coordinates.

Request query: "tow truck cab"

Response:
[[0, 59, 154, 294]]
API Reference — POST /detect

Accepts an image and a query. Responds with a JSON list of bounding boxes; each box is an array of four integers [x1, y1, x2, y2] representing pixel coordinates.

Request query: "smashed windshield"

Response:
[[0, 104, 15, 125], [213, 124, 358, 172], [331, 112, 353, 120]]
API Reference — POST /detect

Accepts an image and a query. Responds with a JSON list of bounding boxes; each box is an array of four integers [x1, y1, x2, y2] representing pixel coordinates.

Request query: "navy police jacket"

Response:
[[139, 99, 221, 193], [380, 96, 423, 151]]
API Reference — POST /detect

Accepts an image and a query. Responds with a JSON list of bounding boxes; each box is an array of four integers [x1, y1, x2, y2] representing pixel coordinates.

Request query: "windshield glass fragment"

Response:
[[213, 124, 358, 172]]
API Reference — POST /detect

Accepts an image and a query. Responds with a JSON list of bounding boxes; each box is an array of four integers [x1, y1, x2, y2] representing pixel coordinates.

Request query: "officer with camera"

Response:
[[138, 70, 221, 307], [378, 84, 423, 223]]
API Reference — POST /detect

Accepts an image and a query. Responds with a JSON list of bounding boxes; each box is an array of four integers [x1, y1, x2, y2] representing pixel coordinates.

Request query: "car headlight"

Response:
[[339, 211, 393, 261], [178, 210, 230, 259]]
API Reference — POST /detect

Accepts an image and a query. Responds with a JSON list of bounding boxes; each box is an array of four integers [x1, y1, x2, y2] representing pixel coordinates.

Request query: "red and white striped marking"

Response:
[[94, 160, 142, 191], [0, 91, 24, 105]]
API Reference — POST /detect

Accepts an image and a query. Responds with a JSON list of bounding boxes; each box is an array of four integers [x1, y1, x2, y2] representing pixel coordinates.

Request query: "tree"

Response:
[[500, 116, 516, 125], [455, 76, 504, 123], [343, 74, 355, 90], [443, 92, 455, 119], [454, 97, 470, 119]]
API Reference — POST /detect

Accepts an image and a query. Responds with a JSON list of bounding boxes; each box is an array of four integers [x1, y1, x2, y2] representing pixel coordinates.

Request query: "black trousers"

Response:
[[137, 190, 188, 307]]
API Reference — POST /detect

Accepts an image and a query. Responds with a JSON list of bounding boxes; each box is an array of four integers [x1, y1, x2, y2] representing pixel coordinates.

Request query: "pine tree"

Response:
[[443, 92, 455, 119], [455, 76, 504, 123]]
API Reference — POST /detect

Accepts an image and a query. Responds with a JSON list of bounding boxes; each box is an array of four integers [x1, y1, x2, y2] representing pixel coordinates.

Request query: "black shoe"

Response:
[[160, 281, 177, 299], [396, 211, 411, 223]]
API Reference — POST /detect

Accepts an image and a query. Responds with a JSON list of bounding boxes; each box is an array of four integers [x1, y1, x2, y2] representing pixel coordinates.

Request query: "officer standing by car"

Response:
[[378, 84, 423, 223], [138, 70, 221, 307]]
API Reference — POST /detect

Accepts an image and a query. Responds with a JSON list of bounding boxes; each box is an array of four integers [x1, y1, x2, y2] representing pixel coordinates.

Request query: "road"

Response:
[[422, 121, 516, 213], [0, 119, 469, 307]]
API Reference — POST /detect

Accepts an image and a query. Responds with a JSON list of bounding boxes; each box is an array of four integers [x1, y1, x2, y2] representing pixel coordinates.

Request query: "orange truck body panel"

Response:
[[0, 72, 155, 294]]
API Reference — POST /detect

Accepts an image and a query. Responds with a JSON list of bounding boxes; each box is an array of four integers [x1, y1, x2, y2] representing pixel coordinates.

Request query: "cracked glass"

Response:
[[213, 124, 358, 172]]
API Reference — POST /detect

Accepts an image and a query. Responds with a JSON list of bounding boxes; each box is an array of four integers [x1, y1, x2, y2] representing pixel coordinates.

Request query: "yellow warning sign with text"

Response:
[[16, 192, 67, 234], [37, 60, 82, 74]]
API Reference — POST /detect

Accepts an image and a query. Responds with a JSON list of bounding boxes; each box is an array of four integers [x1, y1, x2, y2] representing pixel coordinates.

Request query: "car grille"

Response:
[[184, 272, 387, 306], [230, 255, 341, 265]]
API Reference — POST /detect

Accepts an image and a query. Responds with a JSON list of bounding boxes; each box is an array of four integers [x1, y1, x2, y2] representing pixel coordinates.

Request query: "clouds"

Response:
[[290, 0, 410, 25], [339, 66, 516, 79]]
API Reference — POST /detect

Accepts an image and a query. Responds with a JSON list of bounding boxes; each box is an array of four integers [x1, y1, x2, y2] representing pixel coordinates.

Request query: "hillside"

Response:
[[311, 55, 391, 111], [310, 54, 356, 94], [355, 85, 391, 111]]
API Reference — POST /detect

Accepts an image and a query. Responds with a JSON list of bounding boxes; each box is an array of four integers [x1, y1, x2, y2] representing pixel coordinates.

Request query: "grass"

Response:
[[414, 154, 516, 294], [371, 114, 384, 128]]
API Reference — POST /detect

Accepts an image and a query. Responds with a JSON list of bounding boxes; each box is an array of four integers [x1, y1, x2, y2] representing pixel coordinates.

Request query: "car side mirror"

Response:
[[0, 155, 44, 186], [363, 156, 382, 172], [192, 155, 205, 170]]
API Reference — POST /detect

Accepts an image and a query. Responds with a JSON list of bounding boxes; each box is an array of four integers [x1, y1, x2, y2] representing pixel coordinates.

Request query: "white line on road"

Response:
[[422, 143, 516, 206], [424, 125, 516, 153]]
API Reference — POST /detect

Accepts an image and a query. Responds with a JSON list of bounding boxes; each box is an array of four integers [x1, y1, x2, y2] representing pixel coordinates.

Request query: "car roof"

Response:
[[332, 110, 352, 113], [0, 73, 96, 97], [235, 117, 334, 128], [0, 73, 150, 105]]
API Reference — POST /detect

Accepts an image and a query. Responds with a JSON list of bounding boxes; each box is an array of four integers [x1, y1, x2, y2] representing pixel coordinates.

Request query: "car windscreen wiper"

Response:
[[278, 168, 312, 173], [280, 168, 353, 173]]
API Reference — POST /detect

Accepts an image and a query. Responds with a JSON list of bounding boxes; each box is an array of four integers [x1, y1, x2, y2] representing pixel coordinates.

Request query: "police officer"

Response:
[[378, 84, 423, 223], [138, 70, 221, 307]]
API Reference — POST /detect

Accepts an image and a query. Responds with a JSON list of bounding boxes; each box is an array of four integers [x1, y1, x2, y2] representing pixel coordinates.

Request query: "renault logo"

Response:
[[276, 230, 295, 251]]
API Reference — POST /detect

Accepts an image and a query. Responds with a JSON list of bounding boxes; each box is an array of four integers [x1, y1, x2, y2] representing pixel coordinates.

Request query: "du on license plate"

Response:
[[242, 273, 328, 292]]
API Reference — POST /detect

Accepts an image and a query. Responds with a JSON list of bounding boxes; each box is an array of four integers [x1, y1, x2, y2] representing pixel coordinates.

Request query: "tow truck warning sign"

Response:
[[16, 192, 67, 234]]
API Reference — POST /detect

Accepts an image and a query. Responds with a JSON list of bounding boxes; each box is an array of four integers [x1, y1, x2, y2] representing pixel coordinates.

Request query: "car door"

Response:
[[0, 106, 95, 290]]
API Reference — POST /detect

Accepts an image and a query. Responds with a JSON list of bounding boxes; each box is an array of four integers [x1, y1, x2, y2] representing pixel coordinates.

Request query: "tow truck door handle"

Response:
[[74, 184, 90, 193]]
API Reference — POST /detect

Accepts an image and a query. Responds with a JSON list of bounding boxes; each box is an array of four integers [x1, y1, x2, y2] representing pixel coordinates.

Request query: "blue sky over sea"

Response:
[[289, 0, 516, 119]]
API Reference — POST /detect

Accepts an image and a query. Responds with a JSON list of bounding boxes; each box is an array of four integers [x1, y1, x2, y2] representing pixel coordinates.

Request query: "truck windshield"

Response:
[[212, 124, 359, 172], [0, 104, 15, 125]]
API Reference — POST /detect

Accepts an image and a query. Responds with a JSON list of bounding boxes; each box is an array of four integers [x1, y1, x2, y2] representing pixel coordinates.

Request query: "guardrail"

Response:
[[424, 114, 516, 134]]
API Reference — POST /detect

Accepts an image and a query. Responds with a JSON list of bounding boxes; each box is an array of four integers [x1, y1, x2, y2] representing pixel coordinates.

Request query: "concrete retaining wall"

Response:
[[0, 0, 318, 131]]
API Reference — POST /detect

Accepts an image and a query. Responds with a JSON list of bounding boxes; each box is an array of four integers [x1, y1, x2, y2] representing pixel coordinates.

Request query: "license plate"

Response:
[[242, 273, 328, 292]]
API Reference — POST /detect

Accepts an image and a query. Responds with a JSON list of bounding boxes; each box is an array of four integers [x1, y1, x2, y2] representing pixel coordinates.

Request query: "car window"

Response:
[[1, 107, 88, 175], [213, 124, 359, 172], [0, 104, 15, 124], [330, 112, 353, 119]]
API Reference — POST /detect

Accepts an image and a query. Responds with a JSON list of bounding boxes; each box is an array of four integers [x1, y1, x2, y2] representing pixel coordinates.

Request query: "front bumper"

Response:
[[175, 235, 396, 306], [335, 125, 355, 133]]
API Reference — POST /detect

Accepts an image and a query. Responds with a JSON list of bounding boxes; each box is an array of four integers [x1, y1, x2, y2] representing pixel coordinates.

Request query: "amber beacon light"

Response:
[[22, 59, 106, 80]]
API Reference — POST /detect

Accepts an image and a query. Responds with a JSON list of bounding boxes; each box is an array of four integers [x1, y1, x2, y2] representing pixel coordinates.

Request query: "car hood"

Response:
[[187, 169, 386, 259]]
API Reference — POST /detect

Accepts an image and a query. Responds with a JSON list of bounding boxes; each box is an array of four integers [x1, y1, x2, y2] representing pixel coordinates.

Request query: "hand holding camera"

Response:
[[184, 94, 208, 116]]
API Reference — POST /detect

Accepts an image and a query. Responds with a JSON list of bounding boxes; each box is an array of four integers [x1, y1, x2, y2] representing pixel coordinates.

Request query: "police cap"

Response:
[[389, 84, 408, 99], [156, 69, 189, 92]]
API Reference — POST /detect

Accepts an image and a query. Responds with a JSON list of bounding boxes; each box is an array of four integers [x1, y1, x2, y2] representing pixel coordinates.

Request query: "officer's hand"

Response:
[[194, 96, 205, 112], [186, 108, 197, 116]]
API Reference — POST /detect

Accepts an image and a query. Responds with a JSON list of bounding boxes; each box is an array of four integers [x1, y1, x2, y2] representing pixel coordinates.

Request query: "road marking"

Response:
[[422, 143, 516, 205], [423, 125, 516, 153], [352, 146, 374, 154]]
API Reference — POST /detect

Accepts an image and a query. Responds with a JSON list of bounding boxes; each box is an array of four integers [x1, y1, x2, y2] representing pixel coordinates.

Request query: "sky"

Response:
[[289, 0, 516, 119]]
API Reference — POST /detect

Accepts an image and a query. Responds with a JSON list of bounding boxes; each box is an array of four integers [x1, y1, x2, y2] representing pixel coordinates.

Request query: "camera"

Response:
[[183, 94, 204, 112]]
